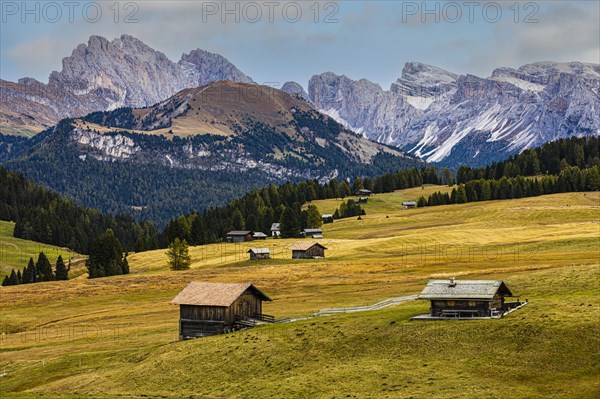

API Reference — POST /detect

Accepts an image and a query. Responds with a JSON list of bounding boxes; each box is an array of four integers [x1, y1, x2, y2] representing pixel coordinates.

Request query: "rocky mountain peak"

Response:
[[179, 49, 253, 86], [391, 62, 458, 97], [281, 81, 311, 102]]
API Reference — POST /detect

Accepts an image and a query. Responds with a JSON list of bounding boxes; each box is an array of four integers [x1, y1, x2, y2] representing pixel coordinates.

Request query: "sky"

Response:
[[1, 1, 598, 89]]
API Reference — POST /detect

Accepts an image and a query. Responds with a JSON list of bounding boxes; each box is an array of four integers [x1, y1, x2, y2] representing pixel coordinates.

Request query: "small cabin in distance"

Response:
[[291, 242, 327, 259], [355, 189, 372, 197], [226, 231, 254, 243], [302, 228, 323, 239], [171, 282, 273, 339], [253, 232, 268, 240], [414, 279, 527, 319], [248, 248, 270, 260], [402, 201, 417, 209], [270, 223, 281, 237], [322, 214, 334, 224]]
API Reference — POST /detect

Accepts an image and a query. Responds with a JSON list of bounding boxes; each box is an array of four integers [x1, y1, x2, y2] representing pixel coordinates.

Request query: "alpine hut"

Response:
[[415, 279, 526, 319], [171, 282, 273, 339], [291, 242, 327, 259]]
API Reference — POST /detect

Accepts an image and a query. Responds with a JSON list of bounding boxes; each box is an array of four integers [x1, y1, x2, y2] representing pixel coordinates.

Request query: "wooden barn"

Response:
[[226, 231, 254, 243], [248, 248, 270, 260], [416, 279, 525, 319], [402, 201, 417, 209], [322, 214, 334, 224], [291, 242, 327, 259], [355, 189, 372, 196], [253, 232, 268, 240], [302, 228, 323, 238], [171, 282, 273, 339]]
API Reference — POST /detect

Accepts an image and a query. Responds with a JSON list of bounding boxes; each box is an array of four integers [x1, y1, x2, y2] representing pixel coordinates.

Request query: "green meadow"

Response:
[[1, 188, 598, 398]]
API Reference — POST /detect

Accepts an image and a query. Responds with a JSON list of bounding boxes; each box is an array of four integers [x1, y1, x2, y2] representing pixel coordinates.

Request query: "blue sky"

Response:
[[1, 1, 598, 89]]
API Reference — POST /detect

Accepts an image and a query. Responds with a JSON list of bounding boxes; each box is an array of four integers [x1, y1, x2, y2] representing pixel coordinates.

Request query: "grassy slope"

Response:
[[0, 221, 85, 278], [0, 189, 598, 398]]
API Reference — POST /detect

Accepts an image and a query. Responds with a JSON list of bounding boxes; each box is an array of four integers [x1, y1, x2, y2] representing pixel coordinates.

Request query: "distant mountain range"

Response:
[[1, 34, 598, 168], [0, 80, 420, 225]]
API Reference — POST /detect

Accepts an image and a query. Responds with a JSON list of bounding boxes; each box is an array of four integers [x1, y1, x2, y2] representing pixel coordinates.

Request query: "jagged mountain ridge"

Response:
[[2, 34, 598, 167], [307, 61, 600, 167], [0, 34, 253, 135], [0, 81, 422, 225]]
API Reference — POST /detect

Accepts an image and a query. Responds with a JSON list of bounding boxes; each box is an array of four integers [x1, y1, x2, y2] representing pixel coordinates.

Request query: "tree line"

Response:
[[419, 165, 600, 207], [160, 167, 438, 245], [455, 136, 600, 184], [2, 252, 69, 286]]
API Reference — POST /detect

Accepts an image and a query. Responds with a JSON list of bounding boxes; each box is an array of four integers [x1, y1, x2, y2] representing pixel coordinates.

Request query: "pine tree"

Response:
[[279, 206, 300, 238], [1, 275, 9, 287], [86, 229, 127, 278], [306, 204, 322, 228], [167, 238, 191, 270], [232, 208, 245, 230], [443, 168, 454, 186], [9, 269, 18, 285], [455, 186, 468, 204], [55, 255, 69, 280], [36, 252, 54, 281]]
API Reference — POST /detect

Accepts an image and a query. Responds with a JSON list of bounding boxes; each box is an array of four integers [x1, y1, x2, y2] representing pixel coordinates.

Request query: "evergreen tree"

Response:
[[232, 208, 245, 230], [306, 204, 323, 228], [455, 186, 468, 204], [1, 275, 9, 286], [280, 206, 300, 238], [443, 168, 454, 186], [86, 229, 128, 278], [9, 269, 18, 285], [55, 255, 69, 280], [166, 238, 191, 270], [36, 252, 54, 282]]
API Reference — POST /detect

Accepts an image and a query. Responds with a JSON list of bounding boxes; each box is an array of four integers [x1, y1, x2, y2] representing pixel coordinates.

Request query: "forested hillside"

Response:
[[0, 167, 159, 254]]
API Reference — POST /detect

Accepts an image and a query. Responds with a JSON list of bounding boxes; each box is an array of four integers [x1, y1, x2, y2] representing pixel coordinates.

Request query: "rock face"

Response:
[[0, 35, 254, 135], [308, 62, 600, 166], [281, 81, 311, 102]]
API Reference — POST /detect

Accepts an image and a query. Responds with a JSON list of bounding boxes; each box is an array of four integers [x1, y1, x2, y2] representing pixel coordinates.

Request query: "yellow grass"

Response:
[[0, 189, 598, 398]]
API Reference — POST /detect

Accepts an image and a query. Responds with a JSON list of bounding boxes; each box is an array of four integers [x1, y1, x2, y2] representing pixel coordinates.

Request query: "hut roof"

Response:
[[227, 230, 253, 236], [322, 214, 334, 218], [247, 248, 270, 254], [290, 242, 328, 251], [270, 223, 281, 231], [418, 279, 513, 300], [403, 201, 417, 206], [253, 232, 268, 238], [303, 228, 323, 234], [171, 282, 272, 307]]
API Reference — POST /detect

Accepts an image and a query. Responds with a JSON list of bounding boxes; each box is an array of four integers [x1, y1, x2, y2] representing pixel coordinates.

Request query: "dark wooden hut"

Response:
[[418, 279, 515, 318], [355, 189, 372, 196], [171, 282, 272, 339], [291, 242, 327, 259], [226, 231, 254, 243], [248, 248, 270, 260]]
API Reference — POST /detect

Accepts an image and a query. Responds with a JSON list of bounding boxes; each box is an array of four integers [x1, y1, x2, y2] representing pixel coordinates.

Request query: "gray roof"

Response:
[[270, 223, 281, 231], [403, 201, 417, 206], [247, 248, 270, 254], [322, 214, 334, 218], [418, 280, 513, 300], [303, 228, 323, 234], [312, 234, 324, 239], [227, 230, 253, 236], [253, 232, 268, 238]]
